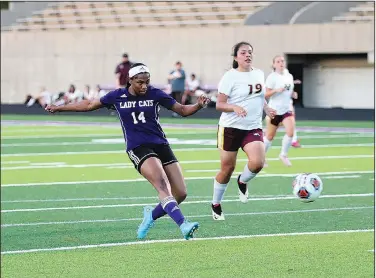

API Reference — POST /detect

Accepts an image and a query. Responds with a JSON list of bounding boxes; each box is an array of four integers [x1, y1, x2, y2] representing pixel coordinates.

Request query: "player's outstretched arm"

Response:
[[171, 95, 209, 117], [45, 99, 104, 113]]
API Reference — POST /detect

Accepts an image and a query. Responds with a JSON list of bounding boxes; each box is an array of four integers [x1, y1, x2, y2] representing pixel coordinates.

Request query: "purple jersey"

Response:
[[100, 86, 176, 151]]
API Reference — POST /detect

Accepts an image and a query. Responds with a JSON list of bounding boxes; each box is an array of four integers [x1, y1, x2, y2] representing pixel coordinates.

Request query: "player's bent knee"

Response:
[[175, 190, 187, 203], [221, 163, 235, 175]]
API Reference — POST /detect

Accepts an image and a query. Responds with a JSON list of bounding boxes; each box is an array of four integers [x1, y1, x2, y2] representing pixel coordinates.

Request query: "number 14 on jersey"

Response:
[[131, 112, 146, 124]]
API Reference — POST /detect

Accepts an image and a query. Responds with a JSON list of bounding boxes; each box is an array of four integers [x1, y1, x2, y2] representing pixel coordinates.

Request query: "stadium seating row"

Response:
[[2, 1, 374, 31]]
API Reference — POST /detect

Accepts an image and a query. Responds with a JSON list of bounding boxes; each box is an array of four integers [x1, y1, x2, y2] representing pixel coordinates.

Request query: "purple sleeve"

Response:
[[157, 89, 176, 110], [100, 89, 120, 108]]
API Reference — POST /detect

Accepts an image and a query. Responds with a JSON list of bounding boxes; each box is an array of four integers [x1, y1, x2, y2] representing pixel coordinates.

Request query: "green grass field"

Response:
[[1, 114, 375, 278]]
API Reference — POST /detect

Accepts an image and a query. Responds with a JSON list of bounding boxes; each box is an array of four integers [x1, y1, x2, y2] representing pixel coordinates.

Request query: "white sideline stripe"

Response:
[[2, 171, 373, 187], [324, 175, 360, 179], [0, 130, 217, 140], [1, 133, 373, 147], [2, 229, 373, 255], [1, 206, 372, 228], [368, 249, 375, 252], [1, 194, 373, 213], [1, 143, 373, 157], [1, 195, 226, 203], [0, 160, 30, 165], [1, 155, 373, 171], [1, 127, 105, 134]]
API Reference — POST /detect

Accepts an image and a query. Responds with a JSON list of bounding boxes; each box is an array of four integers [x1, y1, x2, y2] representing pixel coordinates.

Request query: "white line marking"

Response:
[[0, 160, 30, 165], [1, 206, 372, 228], [0, 131, 362, 140], [1, 155, 372, 171], [2, 171, 373, 187], [1, 194, 373, 213], [324, 175, 360, 179], [1, 143, 373, 157], [289, 2, 319, 24], [1, 195, 240, 203], [1, 133, 373, 144], [1, 229, 373, 255], [368, 249, 375, 252]]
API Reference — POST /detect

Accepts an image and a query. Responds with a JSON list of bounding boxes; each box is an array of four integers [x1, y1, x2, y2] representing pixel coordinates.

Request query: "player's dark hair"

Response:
[[232, 42, 253, 69], [127, 63, 148, 88]]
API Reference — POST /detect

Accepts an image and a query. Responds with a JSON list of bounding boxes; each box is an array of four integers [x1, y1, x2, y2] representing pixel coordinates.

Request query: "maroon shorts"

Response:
[[217, 126, 263, 152], [270, 111, 293, 126]]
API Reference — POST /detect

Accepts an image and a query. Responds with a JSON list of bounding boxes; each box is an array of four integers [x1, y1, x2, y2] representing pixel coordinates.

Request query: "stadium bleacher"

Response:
[[5, 1, 271, 31]]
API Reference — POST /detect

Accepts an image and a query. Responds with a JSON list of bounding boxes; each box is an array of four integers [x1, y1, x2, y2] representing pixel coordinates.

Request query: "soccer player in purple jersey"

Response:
[[46, 63, 210, 240]]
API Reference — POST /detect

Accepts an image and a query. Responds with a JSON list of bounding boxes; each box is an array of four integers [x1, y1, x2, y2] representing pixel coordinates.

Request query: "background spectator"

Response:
[[182, 73, 200, 105], [168, 61, 186, 117], [115, 53, 133, 88]]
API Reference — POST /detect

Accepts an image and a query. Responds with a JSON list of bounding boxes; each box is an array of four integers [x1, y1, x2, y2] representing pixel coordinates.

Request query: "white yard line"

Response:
[[1, 193, 373, 213], [1, 155, 373, 171], [1, 206, 372, 228], [1, 170, 373, 187], [1, 143, 374, 157], [1, 229, 373, 255]]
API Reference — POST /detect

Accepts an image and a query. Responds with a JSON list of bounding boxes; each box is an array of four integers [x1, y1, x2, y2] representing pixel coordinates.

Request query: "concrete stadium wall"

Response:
[[1, 23, 374, 103]]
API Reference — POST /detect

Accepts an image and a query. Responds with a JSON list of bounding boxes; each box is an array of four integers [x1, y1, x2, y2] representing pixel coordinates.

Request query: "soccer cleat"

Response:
[[180, 220, 199, 240], [279, 154, 292, 167], [292, 141, 301, 148], [237, 175, 249, 203], [137, 206, 155, 239], [211, 203, 225, 220]]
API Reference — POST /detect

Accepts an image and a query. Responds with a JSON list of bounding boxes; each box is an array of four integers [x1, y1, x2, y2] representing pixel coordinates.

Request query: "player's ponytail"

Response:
[[232, 41, 253, 69]]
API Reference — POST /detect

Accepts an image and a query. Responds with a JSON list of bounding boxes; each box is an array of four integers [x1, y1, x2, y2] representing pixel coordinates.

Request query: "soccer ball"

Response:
[[292, 173, 323, 202]]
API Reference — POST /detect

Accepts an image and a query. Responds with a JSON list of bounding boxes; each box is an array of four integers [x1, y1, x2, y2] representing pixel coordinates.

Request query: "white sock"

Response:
[[292, 129, 298, 143], [212, 179, 227, 205], [264, 137, 272, 153], [239, 164, 257, 183], [26, 98, 36, 107], [281, 135, 293, 156]]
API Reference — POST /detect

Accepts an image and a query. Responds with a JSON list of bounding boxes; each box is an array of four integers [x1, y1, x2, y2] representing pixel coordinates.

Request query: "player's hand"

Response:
[[197, 95, 210, 108], [292, 91, 298, 99], [275, 87, 285, 93], [45, 105, 59, 114], [294, 79, 302, 85], [234, 105, 247, 117], [265, 106, 277, 119]]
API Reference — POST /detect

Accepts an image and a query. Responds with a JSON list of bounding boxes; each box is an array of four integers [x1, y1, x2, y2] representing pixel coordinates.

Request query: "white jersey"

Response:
[[265, 69, 294, 115], [218, 68, 265, 130]]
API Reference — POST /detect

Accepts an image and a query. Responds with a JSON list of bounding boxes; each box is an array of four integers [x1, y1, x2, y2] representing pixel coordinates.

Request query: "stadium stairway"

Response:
[[244, 1, 365, 25], [1, 2, 52, 29]]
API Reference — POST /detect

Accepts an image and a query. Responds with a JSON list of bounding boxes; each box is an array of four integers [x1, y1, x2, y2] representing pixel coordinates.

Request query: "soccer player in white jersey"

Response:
[[211, 42, 276, 220], [291, 79, 302, 148], [264, 55, 298, 167]]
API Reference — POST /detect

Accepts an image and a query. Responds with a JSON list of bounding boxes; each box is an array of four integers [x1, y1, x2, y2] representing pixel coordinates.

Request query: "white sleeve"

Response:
[[218, 72, 232, 96], [265, 73, 276, 89]]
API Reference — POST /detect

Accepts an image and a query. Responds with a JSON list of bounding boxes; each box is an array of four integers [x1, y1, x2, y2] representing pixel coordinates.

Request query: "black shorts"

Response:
[[270, 111, 293, 126], [217, 126, 263, 152], [127, 144, 178, 173]]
